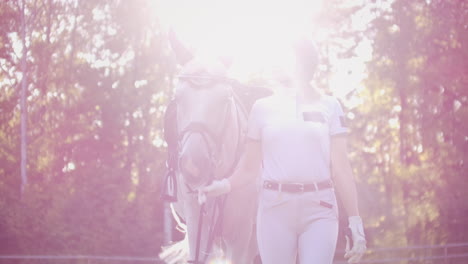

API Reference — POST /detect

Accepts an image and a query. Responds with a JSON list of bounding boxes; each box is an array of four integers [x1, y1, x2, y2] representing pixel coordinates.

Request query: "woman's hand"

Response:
[[344, 216, 367, 263], [198, 140, 262, 205], [197, 178, 231, 204]]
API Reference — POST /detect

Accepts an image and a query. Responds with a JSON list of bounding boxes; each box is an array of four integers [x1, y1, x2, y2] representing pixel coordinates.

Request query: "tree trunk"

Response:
[[20, 0, 28, 196]]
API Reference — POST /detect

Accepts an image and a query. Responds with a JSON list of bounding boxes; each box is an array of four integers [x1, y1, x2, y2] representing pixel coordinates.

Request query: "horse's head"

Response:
[[176, 57, 238, 187], [167, 28, 244, 190], [162, 31, 270, 264]]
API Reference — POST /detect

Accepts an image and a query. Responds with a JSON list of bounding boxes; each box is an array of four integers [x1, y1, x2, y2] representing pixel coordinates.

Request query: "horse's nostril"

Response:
[[179, 133, 213, 187]]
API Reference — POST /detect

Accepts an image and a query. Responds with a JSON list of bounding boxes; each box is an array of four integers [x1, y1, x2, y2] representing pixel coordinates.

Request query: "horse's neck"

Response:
[[214, 83, 271, 179], [215, 99, 247, 180]]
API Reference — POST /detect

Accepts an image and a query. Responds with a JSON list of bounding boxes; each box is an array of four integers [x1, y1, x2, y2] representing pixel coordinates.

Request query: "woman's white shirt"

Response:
[[247, 93, 348, 183]]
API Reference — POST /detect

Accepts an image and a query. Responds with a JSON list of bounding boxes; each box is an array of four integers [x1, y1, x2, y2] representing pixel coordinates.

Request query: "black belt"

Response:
[[263, 179, 333, 193]]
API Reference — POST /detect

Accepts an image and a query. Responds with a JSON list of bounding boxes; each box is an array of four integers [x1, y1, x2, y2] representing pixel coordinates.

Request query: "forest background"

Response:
[[0, 0, 467, 260]]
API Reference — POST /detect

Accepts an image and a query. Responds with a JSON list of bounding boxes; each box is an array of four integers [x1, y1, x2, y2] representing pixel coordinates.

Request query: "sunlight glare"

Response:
[[153, 0, 324, 79], [151, 0, 374, 101]]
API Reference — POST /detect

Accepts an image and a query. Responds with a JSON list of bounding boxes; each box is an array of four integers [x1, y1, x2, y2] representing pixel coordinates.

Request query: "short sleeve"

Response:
[[246, 100, 263, 141], [329, 98, 349, 136]]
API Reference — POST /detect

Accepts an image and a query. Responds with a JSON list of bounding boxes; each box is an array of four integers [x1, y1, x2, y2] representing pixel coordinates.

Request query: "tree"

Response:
[[351, 0, 468, 250], [0, 0, 175, 255]]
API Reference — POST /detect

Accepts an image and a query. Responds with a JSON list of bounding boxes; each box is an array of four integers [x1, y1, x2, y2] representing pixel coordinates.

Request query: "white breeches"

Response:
[[256, 188, 339, 264]]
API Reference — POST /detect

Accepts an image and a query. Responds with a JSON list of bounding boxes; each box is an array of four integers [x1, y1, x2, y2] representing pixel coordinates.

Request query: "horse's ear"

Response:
[[169, 28, 194, 65]]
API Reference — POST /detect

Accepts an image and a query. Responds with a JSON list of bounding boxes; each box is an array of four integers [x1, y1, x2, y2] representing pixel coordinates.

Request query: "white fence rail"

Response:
[[334, 242, 468, 264], [1, 243, 467, 264], [0, 255, 164, 263]]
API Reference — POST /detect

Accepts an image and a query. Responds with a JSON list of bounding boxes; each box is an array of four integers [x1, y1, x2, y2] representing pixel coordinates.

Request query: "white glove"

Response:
[[197, 178, 231, 204], [344, 216, 367, 263]]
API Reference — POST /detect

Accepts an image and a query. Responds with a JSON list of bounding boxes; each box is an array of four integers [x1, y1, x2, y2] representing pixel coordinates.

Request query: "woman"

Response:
[[198, 38, 367, 264]]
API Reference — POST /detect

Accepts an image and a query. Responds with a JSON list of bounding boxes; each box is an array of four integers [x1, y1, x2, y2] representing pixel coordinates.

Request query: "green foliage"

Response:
[[348, 0, 468, 252], [0, 0, 174, 256]]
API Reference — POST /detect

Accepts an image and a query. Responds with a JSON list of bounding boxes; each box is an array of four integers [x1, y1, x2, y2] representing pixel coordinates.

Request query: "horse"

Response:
[[159, 31, 271, 264]]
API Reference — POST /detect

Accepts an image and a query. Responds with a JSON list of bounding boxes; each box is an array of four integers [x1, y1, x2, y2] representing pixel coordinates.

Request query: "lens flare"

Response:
[[152, 0, 373, 99], [152, 0, 325, 78]]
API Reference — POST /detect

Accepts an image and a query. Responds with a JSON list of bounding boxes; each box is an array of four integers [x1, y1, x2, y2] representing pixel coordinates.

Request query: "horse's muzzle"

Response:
[[179, 139, 211, 186]]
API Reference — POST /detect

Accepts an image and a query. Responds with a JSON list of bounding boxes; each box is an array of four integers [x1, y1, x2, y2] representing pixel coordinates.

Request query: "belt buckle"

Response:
[[264, 181, 274, 190], [292, 183, 305, 193]]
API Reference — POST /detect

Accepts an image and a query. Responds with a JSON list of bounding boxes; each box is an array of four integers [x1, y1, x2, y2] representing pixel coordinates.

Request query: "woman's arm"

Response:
[[331, 135, 359, 216], [229, 139, 262, 189], [198, 139, 262, 200], [331, 135, 367, 263]]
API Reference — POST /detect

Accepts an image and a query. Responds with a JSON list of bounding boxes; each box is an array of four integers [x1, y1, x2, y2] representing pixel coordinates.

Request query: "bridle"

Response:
[[177, 100, 232, 189], [165, 74, 247, 264], [176, 74, 246, 185]]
